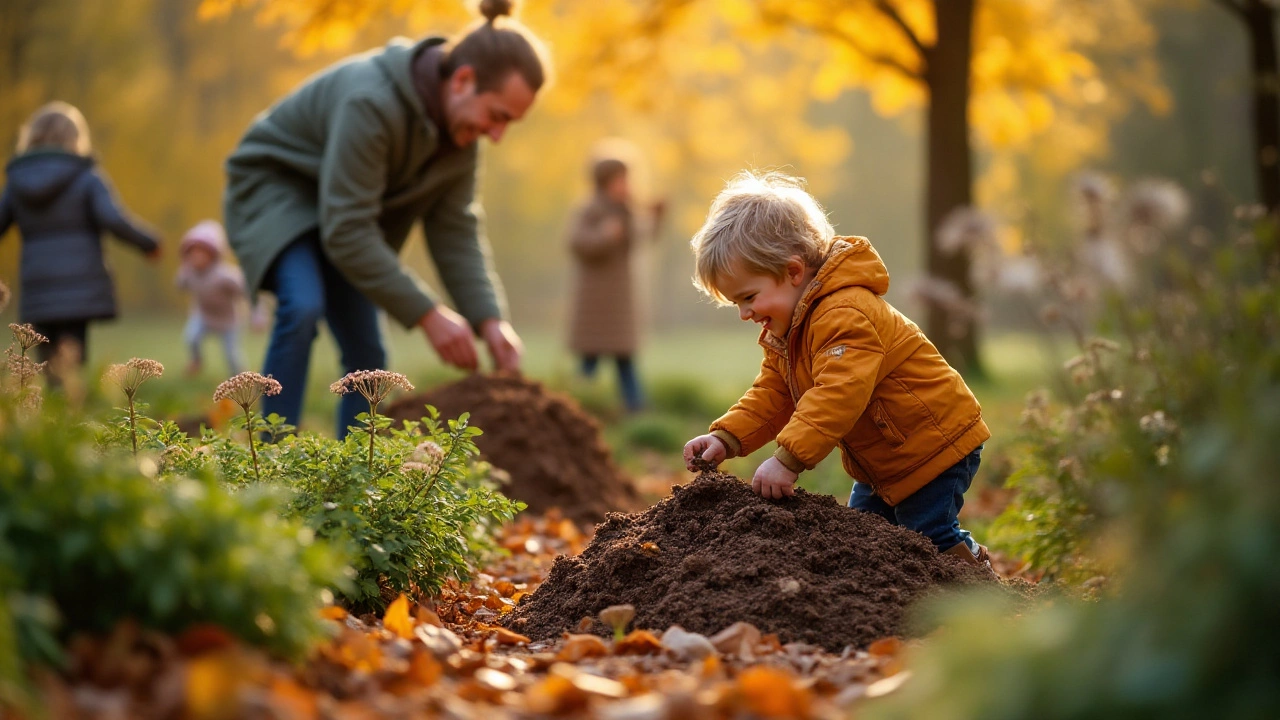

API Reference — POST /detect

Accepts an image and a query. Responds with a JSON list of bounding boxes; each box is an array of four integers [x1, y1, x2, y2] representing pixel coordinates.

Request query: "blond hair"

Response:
[[17, 102, 91, 156], [690, 171, 835, 304]]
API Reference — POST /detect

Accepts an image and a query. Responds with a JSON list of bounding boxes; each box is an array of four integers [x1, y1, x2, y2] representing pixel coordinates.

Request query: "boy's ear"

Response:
[[787, 256, 807, 286]]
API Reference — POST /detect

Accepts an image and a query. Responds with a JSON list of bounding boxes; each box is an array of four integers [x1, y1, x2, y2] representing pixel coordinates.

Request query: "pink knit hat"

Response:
[[180, 219, 226, 258]]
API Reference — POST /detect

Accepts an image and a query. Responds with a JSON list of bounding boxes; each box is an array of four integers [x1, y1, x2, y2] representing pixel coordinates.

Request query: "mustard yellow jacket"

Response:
[[710, 237, 990, 505]]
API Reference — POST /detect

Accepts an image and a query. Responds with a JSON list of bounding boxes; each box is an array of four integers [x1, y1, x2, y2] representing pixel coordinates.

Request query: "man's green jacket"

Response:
[[224, 36, 505, 329]]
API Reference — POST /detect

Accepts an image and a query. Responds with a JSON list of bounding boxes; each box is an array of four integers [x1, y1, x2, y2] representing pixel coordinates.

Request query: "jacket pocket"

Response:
[[871, 400, 906, 447]]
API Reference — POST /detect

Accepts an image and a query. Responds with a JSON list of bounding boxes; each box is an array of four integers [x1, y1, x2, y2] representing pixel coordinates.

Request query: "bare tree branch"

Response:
[[873, 0, 931, 62], [759, 6, 926, 83]]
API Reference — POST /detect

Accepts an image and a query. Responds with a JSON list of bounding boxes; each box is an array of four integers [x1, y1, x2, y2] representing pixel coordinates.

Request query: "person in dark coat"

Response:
[[0, 101, 161, 368]]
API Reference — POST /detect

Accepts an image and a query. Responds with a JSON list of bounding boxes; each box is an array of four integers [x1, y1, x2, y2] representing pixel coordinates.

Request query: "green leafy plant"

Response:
[[277, 406, 523, 611], [0, 402, 351, 661]]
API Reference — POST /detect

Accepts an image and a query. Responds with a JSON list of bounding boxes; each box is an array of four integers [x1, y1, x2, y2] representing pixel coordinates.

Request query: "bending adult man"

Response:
[[224, 0, 547, 436]]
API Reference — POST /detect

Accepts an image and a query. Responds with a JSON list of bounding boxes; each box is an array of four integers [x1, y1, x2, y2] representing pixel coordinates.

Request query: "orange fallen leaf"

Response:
[[383, 595, 415, 640], [319, 605, 348, 621], [735, 665, 811, 719], [494, 580, 517, 597], [264, 676, 318, 720], [525, 675, 589, 714], [556, 634, 609, 662], [413, 606, 443, 627], [867, 637, 903, 657], [614, 629, 663, 655], [493, 627, 531, 646], [405, 649, 443, 687]]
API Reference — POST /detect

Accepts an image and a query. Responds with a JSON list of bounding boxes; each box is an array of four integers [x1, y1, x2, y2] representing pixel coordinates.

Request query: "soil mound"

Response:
[[507, 472, 995, 651], [385, 374, 639, 525]]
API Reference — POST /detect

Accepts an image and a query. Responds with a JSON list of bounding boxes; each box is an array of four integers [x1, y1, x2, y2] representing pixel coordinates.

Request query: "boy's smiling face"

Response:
[[718, 256, 814, 337]]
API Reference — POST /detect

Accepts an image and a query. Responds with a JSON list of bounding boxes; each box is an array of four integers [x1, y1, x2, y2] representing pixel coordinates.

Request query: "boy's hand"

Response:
[[752, 457, 798, 499], [683, 434, 727, 471]]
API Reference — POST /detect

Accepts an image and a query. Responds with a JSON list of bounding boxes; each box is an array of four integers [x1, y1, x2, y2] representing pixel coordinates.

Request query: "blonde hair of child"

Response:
[[690, 171, 836, 305], [17, 102, 91, 156]]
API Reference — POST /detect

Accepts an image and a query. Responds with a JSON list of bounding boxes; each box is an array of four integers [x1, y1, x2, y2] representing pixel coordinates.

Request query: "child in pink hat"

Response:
[[176, 220, 249, 376]]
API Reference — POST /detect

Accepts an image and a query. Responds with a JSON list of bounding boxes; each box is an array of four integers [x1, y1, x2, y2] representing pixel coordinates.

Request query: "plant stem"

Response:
[[244, 406, 261, 481], [128, 394, 138, 456], [367, 400, 378, 472]]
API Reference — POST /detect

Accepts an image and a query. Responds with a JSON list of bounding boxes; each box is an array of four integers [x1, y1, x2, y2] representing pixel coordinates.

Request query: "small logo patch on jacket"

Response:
[[826, 345, 847, 358]]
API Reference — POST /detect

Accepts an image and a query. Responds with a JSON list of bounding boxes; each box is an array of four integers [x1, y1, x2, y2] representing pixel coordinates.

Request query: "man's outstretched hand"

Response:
[[420, 305, 478, 371], [480, 318, 523, 373]]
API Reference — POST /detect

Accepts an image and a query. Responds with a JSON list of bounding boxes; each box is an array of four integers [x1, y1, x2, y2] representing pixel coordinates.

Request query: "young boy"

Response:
[[682, 172, 992, 566], [176, 220, 248, 377]]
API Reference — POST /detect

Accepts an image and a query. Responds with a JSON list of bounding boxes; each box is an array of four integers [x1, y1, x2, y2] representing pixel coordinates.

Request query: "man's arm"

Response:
[[318, 97, 438, 328], [420, 151, 506, 331]]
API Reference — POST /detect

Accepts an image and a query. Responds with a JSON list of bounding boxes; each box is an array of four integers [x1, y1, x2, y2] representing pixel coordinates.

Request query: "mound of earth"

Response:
[[385, 373, 639, 525], [506, 471, 995, 652]]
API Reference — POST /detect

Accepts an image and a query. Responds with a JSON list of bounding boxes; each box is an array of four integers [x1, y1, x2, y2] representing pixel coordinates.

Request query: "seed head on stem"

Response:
[[329, 370, 414, 407], [214, 372, 282, 481], [104, 358, 165, 400], [8, 323, 48, 354], [214, 371, 283, 409]]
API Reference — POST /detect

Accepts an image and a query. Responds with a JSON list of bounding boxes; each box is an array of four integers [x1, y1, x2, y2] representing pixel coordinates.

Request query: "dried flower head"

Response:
[[1126, 179, 1189, 232], [6, 352, 47, 383], [415, 441, 445, 462], [1074, 171, 1116, 205], [18, 388, 43, 413], [329, 369, 414, 407], [908, 276, 980, 321], [214, 371, 282, 409], [8, 323, 49, 353], [401, 461, 437, 474], [936, 207, 998, 256], [103, 358, 164, 398]]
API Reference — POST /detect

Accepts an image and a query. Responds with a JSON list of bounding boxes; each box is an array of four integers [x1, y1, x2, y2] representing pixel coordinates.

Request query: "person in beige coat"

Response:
[[567, 152, 662, 412]]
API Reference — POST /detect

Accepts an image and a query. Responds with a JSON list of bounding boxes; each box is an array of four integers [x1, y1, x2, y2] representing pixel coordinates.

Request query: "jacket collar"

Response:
[[379, 36, 448, 149], [756, 236, 878, 357]]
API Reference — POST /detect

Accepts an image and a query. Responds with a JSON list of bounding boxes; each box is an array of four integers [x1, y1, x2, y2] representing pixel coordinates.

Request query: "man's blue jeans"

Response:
[[848, 445, 984, 554], [261, 231, 386, 439]]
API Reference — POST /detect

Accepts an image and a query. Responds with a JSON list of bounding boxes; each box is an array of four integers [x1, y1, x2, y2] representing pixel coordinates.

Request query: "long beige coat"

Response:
[[568, 197, 637, 356]]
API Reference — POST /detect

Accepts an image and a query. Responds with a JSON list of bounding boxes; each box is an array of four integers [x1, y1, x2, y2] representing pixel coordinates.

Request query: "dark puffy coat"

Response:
[[0, 150, 159, 323]]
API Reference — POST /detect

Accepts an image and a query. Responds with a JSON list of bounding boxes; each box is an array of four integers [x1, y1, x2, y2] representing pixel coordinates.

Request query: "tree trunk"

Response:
[[1245, 0, 1280, 218], [924, 0, 982, 376]]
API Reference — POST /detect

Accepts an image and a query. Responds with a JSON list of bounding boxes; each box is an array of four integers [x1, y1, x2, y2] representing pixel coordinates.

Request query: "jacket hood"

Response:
[[180, 219, 228, 258], [807, 236, 891, 302], [4, 150, 94, 207], [376, 36, 447, 146]]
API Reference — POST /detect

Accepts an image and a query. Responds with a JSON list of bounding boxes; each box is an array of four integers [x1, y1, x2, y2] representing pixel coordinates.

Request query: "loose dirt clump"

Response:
[[385, 373, 639, 525], [507, 471, 996, 651]]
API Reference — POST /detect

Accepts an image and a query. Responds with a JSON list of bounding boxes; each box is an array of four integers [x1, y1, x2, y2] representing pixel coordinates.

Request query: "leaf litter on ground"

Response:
[[28, 492, 1023, 719]]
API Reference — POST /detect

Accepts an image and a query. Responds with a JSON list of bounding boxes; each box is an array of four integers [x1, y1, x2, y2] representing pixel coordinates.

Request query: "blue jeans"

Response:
[[581, 354, 643, 412], [848, 445, 983, 554], [260, 231, 386, 439]]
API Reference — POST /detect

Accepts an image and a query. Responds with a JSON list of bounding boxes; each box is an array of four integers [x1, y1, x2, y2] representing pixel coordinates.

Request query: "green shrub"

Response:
[[0, 404, 351, 660], [266, 409, 523, 611], [618, 412, 689, 453]]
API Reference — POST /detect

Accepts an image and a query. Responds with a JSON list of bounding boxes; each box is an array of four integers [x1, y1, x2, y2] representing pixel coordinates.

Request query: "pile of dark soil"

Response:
[[506, 472, 996, 651], [384, 373, 640, 525]]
